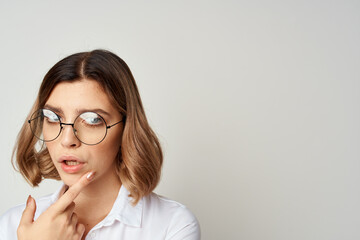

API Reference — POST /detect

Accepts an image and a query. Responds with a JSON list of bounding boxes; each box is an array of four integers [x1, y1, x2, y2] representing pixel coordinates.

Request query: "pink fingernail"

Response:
[[86, 172, 95, 181]]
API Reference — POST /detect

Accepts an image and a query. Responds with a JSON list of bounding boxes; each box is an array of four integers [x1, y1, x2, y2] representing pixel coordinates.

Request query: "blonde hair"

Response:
[[12, 50, 163, 204]]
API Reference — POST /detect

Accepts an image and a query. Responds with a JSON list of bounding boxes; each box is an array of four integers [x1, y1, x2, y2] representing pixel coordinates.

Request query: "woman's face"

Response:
[[44, 79, 123, 186]]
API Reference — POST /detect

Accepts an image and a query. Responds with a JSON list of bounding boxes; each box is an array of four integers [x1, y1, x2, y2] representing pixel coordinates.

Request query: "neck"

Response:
[[66, 170, 122, 229], [75, 172, 121, 203]]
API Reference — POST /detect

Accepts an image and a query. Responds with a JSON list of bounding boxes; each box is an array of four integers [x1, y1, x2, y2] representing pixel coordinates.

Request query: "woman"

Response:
[[0, 50, 200, 240]]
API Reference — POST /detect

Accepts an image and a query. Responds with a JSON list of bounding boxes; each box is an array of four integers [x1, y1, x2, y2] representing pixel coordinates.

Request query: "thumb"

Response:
[[19, 195, 37, 225]]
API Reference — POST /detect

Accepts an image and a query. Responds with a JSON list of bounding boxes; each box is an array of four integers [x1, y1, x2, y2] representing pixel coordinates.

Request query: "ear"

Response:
[[114, 146, 123, 178], [116, 146, 123, 164]]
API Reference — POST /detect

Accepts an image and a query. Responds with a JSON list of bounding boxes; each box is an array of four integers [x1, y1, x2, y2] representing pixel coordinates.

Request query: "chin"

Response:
[[59, 173, 82, 187]]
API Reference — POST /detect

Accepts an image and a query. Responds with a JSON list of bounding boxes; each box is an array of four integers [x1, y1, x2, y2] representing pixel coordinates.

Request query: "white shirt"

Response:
[[0, 184, 201, 240]]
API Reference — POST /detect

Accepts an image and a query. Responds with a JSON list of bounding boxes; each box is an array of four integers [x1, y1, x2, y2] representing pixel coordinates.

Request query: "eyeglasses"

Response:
[[28, 109, 124, 145]]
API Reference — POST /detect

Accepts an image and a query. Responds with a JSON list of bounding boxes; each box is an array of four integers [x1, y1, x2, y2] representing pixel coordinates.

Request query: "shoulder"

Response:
[[143, 193, 201, 239], [0, 193, 53, 240], [0, 202, 26, 240], [0, 202, 26, 225], [145, 193, 198, 222]]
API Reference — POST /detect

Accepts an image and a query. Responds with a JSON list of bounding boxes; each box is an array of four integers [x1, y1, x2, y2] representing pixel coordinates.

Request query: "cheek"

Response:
[[91, 131, 122, 163], [96, 139, 120, 159], [45, 142, 56, 162]]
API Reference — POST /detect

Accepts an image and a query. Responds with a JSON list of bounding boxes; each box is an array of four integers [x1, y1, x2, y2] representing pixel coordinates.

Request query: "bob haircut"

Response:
[[12, 49, 163, 204]]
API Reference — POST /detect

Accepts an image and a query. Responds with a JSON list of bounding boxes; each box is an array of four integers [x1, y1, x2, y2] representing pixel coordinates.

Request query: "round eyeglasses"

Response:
[[28, 109, 124, 145]]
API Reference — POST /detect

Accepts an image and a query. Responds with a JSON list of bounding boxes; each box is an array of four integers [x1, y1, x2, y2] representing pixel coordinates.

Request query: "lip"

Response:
[[58, 155, 84, 163], [59, 155, 85, 174]]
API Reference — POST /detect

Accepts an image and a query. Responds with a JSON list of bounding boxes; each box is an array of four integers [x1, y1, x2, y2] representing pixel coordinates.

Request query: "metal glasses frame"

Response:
[[28, 109, 125, 145]]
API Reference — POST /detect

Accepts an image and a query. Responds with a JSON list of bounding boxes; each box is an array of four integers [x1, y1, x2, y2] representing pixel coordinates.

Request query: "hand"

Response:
[[17, 172, 95, 240]]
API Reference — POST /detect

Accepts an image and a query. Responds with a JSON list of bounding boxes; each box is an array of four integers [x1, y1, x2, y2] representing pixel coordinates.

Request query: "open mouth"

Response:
[[64, 160, 81, 166], [59, 156, 85, 173]]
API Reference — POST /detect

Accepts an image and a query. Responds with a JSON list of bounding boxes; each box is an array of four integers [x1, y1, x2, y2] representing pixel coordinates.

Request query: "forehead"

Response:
[[45, 79, 115, 114]]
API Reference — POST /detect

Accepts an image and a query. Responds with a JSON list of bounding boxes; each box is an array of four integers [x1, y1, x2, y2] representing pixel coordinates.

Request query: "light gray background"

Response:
[[0, 1, 359, 239]]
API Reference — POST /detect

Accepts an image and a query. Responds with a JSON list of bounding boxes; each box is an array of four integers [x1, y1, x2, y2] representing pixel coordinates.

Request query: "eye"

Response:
[[79, 112, 104, 126], [42, 109, 60, 123]]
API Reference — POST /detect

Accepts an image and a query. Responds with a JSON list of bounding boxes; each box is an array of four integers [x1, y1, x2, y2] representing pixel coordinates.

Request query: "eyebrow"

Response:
[[43, 104, 111, 117]]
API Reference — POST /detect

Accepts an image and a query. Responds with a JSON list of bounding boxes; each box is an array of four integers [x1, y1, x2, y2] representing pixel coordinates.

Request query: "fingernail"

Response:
[[26, 195, 31, 206], [86, 172, 95, 181]]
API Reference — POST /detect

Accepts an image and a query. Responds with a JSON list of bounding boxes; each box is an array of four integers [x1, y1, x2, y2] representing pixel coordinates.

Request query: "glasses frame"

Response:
[[28, 108, 125, 146]]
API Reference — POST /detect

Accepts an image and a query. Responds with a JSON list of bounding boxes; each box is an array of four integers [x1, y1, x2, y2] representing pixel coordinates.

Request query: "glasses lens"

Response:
[[74, 112, 106, 145], [29, 109, 61, 141]]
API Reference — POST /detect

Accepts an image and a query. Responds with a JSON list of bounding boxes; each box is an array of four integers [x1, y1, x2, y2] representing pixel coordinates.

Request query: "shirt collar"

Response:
[[51, 183, 143, 228]]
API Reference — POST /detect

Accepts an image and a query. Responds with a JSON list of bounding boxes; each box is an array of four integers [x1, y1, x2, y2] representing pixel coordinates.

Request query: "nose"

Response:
[[60, 124, 80, 148]]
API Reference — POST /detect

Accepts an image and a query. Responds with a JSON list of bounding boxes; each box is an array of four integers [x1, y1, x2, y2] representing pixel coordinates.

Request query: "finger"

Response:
[[71, 212, 78, 226], [64, 202, 76, 220], [19, 195, 37, 226], [76, 223, 85, 239], [53, 171, 95, 213]]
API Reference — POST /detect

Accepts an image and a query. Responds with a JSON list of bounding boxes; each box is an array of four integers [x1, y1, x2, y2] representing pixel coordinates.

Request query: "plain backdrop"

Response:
[[0, 1, 359, 239]]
